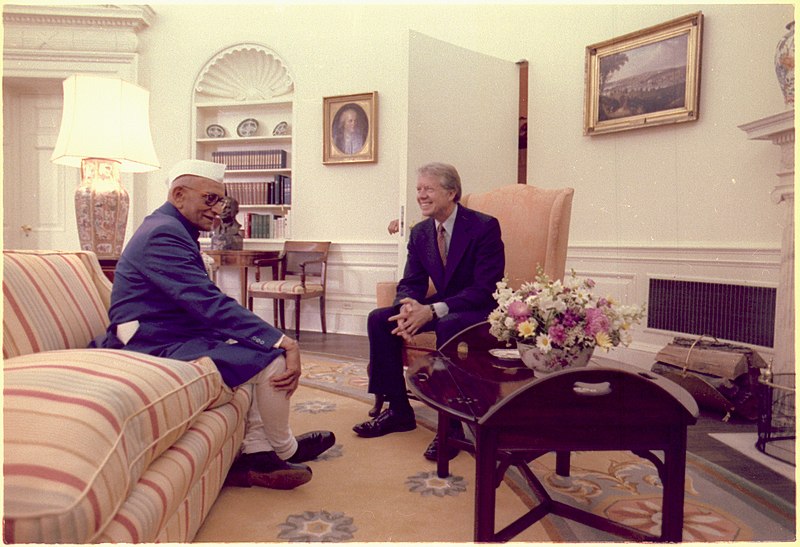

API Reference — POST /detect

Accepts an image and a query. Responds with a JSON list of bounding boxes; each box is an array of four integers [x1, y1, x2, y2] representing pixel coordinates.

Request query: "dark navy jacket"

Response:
[[396, 205, 505, 317], [94, 202, 283, 387]]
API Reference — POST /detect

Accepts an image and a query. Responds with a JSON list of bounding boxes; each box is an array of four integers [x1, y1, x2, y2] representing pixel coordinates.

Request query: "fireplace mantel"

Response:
[[2, 4, 153, 81], [739, 109, 794, 376]]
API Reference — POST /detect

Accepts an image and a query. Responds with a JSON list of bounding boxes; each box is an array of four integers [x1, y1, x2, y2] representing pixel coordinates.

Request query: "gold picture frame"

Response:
[[323, 91, 377, 164], [584, 12, 703, 136]]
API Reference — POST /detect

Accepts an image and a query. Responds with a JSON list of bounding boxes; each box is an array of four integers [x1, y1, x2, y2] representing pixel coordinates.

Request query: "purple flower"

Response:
[[548, 324, 566, 345], [562, 309, 580, 328], [507, 300, 530, 321], [584, 307, 611, 336]]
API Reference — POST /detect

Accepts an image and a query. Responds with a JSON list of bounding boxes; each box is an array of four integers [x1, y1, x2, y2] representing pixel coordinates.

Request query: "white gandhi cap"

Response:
[[167, 159, 226, 188]]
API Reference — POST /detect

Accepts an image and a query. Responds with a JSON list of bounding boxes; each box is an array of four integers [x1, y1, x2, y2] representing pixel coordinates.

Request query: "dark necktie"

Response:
[[437, 223, 447, 266]]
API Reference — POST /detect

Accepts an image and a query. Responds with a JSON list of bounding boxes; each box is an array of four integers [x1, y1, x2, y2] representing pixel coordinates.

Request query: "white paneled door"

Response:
[[3, 79, 80, 252]]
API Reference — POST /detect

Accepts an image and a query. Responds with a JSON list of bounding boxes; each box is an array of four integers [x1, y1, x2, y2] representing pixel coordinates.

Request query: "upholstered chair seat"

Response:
[[250, 279, 324, 295]]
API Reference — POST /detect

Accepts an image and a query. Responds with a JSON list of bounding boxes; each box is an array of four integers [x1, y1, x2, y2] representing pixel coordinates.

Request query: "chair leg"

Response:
[[294, 296, 301, 340], [320, 296, 327, 333], [272, 299, 279, 328], [278, 300, 286, 330]]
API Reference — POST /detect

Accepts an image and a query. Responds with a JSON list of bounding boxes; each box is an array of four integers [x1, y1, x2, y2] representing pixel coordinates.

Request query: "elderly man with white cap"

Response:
[[93, 159, 335, 490]]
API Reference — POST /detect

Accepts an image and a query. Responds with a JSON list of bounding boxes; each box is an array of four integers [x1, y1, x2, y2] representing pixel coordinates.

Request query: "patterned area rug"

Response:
[[194, 352, 796, 543]]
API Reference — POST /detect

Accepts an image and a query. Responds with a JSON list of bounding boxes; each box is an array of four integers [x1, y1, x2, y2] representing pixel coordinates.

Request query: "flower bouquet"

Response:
[[488, 268, 645, 373]]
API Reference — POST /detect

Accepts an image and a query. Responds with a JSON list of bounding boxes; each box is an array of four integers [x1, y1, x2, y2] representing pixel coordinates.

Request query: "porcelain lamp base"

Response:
[[75, 158, 128, 258]]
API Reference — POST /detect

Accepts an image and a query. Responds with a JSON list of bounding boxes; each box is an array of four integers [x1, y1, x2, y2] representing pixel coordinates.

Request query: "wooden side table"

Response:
[[407, 321, 699, 542], [98, 257, 118, 283], [203, 249, 280, 307]]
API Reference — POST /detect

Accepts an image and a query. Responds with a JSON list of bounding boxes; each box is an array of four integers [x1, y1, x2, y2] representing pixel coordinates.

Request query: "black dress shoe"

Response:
[[287, 430, 336, 463], [352, 408, 416, 438], [226, 451, 312, 490], [423, 427, 466, 461]]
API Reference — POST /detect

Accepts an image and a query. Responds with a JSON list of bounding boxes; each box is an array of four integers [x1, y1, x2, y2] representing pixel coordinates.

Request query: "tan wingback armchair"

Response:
[[373, 184, 575, 409]]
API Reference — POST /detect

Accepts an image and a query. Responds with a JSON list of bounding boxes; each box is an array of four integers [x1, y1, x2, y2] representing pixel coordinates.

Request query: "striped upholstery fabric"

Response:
[[3, 349, 227, 543], [3, 250, 110, 359], [248, 279, 323, 295], [98, 386, 250, 543]]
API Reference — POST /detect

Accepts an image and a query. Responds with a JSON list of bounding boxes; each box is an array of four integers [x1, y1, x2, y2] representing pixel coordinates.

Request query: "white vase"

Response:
[[516, 342, 594, 374]]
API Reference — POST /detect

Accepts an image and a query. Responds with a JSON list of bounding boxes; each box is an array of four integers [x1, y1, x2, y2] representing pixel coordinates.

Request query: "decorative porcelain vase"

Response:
[[517, 342, 594, 375], [775, 21, 795, 107]]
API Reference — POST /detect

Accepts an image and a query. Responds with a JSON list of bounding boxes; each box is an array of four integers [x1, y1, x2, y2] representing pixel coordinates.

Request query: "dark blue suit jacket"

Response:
[[396, 205, 504, 317], [95, 202, 283, 387]]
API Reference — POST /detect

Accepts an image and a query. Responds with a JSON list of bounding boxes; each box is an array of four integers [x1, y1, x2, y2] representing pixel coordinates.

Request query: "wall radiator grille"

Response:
[[647, 278, 776, 347]]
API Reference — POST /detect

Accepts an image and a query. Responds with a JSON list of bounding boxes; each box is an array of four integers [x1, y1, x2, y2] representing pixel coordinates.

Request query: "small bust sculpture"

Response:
[[210, 197, 243, 250]]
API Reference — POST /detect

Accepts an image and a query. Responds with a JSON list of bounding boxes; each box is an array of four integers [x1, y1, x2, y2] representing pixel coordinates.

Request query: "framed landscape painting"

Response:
[[584, 12, 703, 136], [323, 91, 377, 164]]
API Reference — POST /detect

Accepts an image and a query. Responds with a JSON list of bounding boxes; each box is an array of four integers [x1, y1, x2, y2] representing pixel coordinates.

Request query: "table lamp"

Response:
[[50, 74, 160, 257]]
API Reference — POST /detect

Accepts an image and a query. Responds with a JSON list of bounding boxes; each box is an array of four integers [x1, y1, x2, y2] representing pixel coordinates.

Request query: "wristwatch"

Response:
[[429, 304, 437, 318]]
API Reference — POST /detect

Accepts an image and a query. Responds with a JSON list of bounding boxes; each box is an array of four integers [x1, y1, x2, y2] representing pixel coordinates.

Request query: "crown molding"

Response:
[[3, 4, 154, 30]]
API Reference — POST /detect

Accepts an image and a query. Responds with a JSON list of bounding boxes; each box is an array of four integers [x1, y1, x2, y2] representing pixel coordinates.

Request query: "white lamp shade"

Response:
[[50, 74, 160, 173]]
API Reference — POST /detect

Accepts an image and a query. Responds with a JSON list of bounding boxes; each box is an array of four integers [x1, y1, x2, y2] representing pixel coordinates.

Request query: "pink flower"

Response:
[[584, 307, 610, 336], [548, 324, 567, 345], [507, 300, 530, 321]]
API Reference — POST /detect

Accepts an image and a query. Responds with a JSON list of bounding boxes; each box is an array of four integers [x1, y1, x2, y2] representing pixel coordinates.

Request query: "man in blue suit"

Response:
[[94, 159, 334, 490], [353, 162, 505, 461]]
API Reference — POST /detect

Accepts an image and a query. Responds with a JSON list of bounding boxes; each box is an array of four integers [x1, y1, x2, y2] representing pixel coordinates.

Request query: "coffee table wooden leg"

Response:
[[474, 428, 497, 542], [661, 440, 687, 541], [436, 411, 450, 478], [555, 450, 571, 476]]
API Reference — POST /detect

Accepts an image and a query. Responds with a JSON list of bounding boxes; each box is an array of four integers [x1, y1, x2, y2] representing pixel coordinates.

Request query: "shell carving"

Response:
[[195, 44, 294, 101]]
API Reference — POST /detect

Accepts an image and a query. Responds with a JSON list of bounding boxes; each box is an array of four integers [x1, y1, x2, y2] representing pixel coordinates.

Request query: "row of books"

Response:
[[198, 213, 290, 240], [244, 213, 289, 239], [211, 149, 287, 170], [225, 176, 291, 205]]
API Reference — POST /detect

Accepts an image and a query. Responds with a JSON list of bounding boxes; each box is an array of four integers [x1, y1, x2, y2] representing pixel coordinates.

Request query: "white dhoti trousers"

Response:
[[240, 355, 298, 460]]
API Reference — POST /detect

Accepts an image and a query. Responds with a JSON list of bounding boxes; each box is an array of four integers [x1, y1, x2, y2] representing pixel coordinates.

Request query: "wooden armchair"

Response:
[[371, 184, 574, 414], [248, 241, 331, 339]]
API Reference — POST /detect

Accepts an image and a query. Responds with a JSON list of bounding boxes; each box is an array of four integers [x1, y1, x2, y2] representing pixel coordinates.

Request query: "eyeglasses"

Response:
[[180, 186, 225, 207]]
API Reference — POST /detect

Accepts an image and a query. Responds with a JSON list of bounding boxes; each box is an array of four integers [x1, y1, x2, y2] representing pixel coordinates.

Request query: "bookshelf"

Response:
[[191, 43, 295, 242]]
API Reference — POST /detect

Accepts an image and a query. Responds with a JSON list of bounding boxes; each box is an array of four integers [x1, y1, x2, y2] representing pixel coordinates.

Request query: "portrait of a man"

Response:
[[332, 103, 368, 155]]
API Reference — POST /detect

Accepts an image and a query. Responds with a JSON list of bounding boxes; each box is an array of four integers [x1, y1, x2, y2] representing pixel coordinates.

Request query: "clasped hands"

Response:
[[390, 297, 435, 342]]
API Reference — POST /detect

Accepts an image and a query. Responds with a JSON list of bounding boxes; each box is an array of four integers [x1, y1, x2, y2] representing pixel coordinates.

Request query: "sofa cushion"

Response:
[[2, 349, 230, 544], [3, 251, 109, 359], [97, 386, 250, 542]]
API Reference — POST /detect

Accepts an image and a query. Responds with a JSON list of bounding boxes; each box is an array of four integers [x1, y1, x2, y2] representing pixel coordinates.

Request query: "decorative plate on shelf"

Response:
[[489, 348, 521, 360], [237, 118, 259, 137], [272, 121, 289, 136], [206, 124, 226, 138]]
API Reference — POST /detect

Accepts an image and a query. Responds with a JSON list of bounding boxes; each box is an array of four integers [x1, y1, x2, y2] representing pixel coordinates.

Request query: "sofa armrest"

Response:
[[3, 349, 230, 543]]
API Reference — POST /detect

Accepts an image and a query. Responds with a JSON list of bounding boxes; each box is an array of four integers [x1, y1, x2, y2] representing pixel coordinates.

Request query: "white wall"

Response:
[[137, 2, 792, 249], [132, 3, 790, 347]]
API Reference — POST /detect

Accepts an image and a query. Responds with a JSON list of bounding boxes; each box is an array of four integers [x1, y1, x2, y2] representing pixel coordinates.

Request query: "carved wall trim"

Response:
[[194, 43, 295, 102], [3, 4, 153, 58]]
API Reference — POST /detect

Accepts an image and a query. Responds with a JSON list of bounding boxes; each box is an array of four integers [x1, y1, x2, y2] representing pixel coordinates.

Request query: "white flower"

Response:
[[536, 334, 553, 353]]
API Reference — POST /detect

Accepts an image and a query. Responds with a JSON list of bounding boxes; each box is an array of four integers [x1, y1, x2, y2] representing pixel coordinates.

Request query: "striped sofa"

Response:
[[2, 250, 251, 543]]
